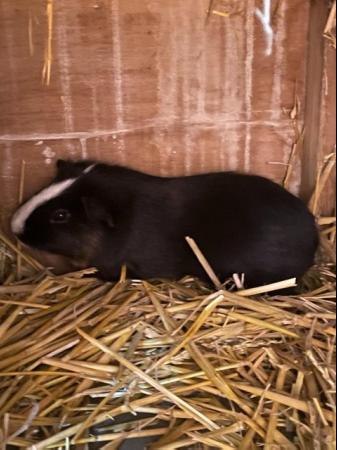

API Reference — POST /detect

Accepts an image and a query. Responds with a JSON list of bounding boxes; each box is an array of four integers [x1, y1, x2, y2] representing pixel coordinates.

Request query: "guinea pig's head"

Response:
[[10, 160, 114, 262]]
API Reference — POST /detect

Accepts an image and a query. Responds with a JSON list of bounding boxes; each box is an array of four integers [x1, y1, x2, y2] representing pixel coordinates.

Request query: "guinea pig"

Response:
[[11, 159, 319, 287]]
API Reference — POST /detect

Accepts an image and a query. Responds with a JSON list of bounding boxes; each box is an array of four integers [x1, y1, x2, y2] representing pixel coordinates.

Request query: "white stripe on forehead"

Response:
[[84, 164, 96, 174], [11, 178, 76, 235]]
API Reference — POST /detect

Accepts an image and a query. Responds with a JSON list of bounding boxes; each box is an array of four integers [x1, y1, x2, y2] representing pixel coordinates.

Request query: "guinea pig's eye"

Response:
[[50, 209, 71, 224]]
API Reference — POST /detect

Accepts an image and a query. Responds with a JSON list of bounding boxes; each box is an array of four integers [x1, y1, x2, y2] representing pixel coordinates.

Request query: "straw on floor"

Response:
[[0, 223, 335, 450]]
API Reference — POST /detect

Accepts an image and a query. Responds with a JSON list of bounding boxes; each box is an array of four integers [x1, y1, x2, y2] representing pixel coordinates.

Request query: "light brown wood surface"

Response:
[[0, 0, 335, 229]]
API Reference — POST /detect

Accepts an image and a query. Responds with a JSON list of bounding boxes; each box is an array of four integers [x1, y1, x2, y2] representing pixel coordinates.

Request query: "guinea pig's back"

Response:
[[168, 172, 318, 283]]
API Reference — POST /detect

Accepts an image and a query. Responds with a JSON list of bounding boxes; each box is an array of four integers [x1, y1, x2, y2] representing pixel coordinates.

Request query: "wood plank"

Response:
[[0, 0, 309, 136], [2, 0, 333, 227], [301, 0, 330, 203]]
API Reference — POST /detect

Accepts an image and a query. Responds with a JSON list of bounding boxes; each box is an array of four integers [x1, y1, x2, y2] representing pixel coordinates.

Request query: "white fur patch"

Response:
[[84, 164, 96, 174], [11, 178, 76, 235]]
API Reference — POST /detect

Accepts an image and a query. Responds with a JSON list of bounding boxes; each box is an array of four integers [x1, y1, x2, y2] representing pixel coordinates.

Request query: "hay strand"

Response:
[[324, 0, 336, 49], [186, 236, 222, 289], [42, 0, 53, 86]]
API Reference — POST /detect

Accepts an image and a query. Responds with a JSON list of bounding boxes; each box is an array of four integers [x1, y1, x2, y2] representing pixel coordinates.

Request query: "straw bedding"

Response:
[[0, 224, 335, 450]]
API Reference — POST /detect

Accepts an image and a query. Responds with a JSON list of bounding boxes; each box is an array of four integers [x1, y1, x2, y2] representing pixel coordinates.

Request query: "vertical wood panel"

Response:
[[301, 0, 330, 202]]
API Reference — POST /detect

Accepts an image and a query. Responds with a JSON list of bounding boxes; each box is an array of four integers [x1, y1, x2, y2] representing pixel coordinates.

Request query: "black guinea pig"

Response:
[[11, 160, 319, 287]]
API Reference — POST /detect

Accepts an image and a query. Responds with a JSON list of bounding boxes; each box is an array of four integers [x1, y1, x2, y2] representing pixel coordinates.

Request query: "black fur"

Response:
[[13, 160, 319, 287]]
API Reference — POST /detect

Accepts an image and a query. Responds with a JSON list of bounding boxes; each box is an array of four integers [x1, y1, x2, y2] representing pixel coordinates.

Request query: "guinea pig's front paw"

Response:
[[70, 257, 89, 269], [93, 267, 119, 282]]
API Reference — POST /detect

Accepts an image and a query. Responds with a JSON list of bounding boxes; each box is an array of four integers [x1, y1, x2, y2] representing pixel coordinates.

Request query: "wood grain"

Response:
[[0, 0, 334, 228]]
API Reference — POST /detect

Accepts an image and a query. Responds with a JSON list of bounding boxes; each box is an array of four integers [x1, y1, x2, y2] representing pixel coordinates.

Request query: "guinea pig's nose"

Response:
[[11, 227, 20, 238]]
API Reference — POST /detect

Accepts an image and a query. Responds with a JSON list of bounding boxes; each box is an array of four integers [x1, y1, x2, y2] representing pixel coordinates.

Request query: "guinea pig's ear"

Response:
[[81, 196, 115, 228], [57, 159, 97, 180], [56, 159, 74, 179]]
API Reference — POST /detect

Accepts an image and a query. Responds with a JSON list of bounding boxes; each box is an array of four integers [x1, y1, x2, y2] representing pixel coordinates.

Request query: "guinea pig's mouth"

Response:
[[17, 240, 36, 253], [12, 231, 25, 243]]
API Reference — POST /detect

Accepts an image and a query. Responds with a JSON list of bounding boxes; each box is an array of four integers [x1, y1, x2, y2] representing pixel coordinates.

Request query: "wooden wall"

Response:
[[0, 0, 335, 228]]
